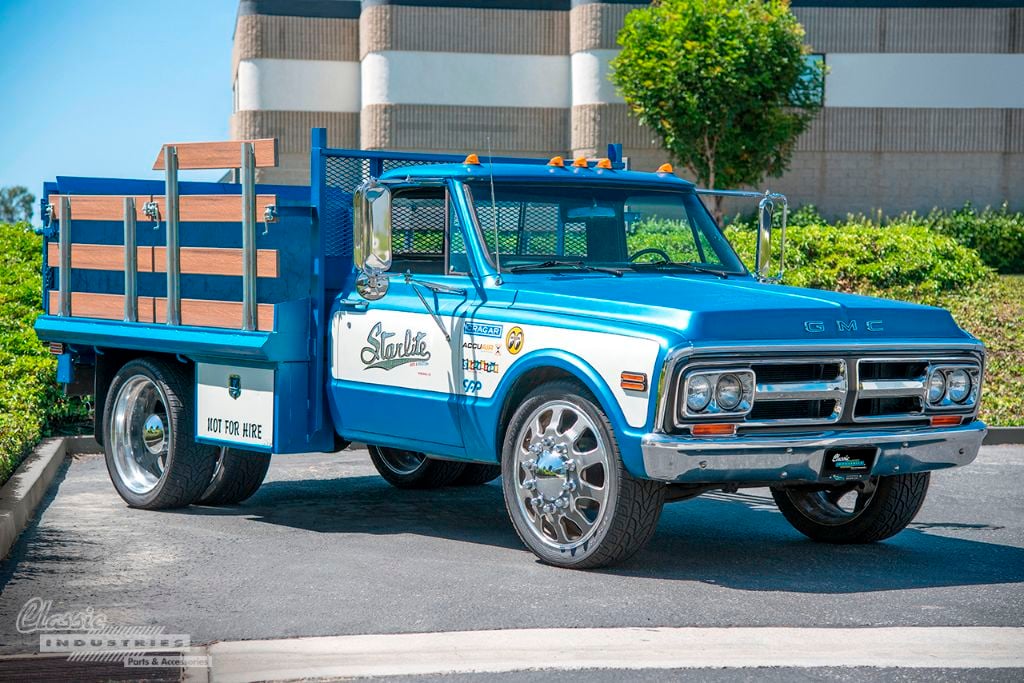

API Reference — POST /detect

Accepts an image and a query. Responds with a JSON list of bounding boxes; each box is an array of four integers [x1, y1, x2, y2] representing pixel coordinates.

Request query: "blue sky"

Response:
[[0, 1, 238, 219]]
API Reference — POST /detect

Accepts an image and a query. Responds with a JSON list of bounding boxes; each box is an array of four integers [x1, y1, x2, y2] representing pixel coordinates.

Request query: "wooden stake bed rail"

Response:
[[49, 194, 277, 223], [152, 139, 277, 170], [47, 244, 280, 278], [48, 292, 275, 332]]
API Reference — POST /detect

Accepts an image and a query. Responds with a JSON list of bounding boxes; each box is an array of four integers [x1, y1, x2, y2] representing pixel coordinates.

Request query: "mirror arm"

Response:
[[404, 271, 467, 342]]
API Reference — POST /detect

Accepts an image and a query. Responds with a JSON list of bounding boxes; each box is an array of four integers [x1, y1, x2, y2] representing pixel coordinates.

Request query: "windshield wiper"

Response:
[[508, 260, 624, 277], [630, 259, 729, 279]]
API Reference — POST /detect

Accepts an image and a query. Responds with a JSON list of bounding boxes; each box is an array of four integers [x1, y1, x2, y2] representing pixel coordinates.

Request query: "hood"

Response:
[[508, 273, 968, 343]]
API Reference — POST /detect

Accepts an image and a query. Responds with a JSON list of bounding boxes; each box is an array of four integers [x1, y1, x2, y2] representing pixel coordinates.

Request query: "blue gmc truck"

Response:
[[35, 130, 986, 568]]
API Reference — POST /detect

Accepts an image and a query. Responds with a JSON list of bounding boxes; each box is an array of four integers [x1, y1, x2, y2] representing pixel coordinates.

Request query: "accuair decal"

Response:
[[361, 322, 431, 371], [506, 326, 525, 355], [463, 340, 501, 355], [464, 322, 503, 338]]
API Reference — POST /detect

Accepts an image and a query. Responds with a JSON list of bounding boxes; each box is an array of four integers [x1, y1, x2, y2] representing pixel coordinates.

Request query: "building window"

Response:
[[793, 54, 825, 107]]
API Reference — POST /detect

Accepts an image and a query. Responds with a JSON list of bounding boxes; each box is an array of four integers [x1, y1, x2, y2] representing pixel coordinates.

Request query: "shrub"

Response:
[[0, 222, 89, 484], [923, 203, 1024, 274]]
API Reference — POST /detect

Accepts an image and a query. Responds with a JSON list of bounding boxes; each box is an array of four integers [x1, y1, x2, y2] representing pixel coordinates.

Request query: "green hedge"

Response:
[[0, 223, 89, 483], [923, 203, 1024, 274]]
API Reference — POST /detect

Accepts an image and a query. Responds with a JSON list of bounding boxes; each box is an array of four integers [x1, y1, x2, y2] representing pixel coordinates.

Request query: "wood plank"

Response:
[[47, 243, 154, 272], [152, 139, 278, 170], [50, 194, 277, 223], [48, 291, 156, 323], [154, 299, 275, 332], [152, 247, 279, 278]]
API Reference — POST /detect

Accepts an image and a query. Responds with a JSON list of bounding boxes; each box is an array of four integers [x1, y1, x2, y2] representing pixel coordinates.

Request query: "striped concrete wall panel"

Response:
[[361, 104, 568, 153], [232, 110, 359, 153], [571, 103, 655, 152], [233, 14, 359, 75], [360, 5, 568, 57], [569, 2, 645, 53], [794, 109, 1024, 154], [794, 7, 1023, 54]]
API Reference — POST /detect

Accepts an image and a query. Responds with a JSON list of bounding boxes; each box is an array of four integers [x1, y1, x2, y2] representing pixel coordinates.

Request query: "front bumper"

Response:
[[641, 421, 987, 483]]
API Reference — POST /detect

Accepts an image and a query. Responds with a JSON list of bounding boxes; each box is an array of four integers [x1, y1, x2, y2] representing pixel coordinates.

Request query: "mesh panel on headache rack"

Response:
[[322, 156, 368, 258]]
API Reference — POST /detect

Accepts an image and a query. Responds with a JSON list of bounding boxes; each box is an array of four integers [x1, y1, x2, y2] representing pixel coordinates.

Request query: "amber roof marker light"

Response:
[[656, 163, 674, 174], [572, 156, 589, 168], [548, 156, 565, 167], [464, 153, 481, 165]]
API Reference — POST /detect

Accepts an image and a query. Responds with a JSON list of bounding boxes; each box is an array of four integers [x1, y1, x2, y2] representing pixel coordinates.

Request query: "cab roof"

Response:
[[378, 162, 697, 190]]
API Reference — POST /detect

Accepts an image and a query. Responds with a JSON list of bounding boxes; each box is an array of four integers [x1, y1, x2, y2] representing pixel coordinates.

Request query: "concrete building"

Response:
[[231, 0, 1024, 215]]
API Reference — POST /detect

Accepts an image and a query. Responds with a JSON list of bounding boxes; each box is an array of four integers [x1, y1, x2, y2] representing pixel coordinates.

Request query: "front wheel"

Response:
[[771, 473, 930, 544], [501, 381, 665, 569]]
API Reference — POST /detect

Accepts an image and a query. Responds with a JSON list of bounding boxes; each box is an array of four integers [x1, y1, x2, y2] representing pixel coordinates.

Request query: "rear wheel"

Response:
[[771, 473, 930, 543], [196, 447, 272, 506], [103, 358, 216, 509], [367, 445, 466, 489], [501, 380, 665, 569]]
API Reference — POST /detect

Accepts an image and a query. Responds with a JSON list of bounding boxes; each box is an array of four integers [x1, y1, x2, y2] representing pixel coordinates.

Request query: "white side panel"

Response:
[[571, 50, 625, 106], [825, 54, 1024, 108], [236, 58, 361, 112], [196, 363, 275, 448], [361, 51, 572, 108], [331, 311, 660, 428]]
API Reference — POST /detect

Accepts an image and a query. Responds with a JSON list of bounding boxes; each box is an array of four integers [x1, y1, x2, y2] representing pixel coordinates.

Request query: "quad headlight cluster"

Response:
[[680, 369, 755, 418], [926, 365, 979, 408]]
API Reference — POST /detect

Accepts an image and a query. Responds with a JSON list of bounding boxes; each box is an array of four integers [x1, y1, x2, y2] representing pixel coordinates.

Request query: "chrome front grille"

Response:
[[672, 353, 982, 432]]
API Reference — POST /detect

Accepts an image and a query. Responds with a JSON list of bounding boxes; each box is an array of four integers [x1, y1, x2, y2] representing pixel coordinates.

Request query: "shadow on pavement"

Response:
[[181, 475, 1024, 594]]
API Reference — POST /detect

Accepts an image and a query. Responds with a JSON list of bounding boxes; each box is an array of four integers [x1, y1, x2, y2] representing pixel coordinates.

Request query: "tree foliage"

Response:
[[0, 185, 35, 223], [611, 0, 823, 222]]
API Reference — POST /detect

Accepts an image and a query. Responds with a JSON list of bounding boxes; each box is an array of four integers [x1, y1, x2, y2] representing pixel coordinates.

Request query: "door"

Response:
[[329, 184, 482, 449]]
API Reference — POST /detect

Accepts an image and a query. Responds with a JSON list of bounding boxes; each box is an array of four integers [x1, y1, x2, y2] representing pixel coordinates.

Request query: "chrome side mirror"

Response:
[[756, 192, 787, 283], [353, 180, 393, 300]]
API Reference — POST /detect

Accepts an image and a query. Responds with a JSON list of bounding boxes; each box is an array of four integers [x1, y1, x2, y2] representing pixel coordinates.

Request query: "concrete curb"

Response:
[[984, 427, 1024, 445], [0, 435, 97, 561]]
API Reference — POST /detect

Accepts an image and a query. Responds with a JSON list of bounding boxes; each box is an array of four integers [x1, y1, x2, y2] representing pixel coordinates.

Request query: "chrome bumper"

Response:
[[640, 421, 987, 483]]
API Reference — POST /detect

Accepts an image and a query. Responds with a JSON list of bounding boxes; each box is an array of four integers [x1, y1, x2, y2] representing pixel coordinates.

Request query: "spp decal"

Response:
[[462, 379, 483, 393]]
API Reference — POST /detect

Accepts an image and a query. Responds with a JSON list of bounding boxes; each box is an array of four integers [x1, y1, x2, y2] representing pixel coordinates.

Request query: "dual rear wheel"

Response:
[[103, 358, 270, 509]]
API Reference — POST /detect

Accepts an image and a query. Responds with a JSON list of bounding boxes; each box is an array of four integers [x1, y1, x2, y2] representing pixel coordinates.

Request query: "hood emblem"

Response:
[[805, 320, 884, 333]]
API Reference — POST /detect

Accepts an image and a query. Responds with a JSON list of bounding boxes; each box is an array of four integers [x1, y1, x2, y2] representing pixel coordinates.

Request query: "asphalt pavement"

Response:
[[0, 444, 1021, 677]]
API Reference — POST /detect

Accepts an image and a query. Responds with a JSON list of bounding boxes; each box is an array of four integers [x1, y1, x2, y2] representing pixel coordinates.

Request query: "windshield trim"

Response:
[[459, 180, 750, 277]]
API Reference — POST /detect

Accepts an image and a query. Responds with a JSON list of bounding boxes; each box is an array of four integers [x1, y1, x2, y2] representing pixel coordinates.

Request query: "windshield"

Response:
[[464, 182, 746, 275]]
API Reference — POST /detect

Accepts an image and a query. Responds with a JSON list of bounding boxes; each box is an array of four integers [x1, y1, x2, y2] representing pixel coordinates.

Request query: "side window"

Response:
[[391, 188, 450, 276]]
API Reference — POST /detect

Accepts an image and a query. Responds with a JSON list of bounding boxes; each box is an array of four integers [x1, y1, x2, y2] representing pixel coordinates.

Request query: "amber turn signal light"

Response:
[[620, 372, 648, 392], [691, 423, 737, 437], [930, 415, 963, 427]]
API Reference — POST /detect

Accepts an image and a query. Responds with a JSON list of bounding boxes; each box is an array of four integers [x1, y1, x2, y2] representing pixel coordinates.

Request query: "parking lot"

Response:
[[0, 444, 1022, 678]]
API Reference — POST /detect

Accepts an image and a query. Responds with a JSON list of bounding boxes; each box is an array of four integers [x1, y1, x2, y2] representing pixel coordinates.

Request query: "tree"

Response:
[[0, 186, 36, 223], [611, 0, 824, 223]]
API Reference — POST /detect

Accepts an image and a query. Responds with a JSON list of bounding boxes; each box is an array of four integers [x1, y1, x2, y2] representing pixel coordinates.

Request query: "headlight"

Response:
[[686, 375, 712, 412], [946, 368, 972, 403], [680, 368, 754, 418], [715, 374, 742, 410], [927, 370, 946, 403]]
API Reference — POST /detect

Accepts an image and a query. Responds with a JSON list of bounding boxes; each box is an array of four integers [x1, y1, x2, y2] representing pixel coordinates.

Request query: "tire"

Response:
[[771, 472, 930, 544], [103, 357, 217, 509], [367, 445, 466, 489], [452, 463, 502, 486], [501, 380, 665, 569], [196, 447, 272, 506]]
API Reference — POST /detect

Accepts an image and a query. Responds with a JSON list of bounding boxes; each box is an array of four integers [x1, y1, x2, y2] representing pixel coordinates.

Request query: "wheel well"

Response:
[[496, 366, 596, 457], [93, 350, 191, 447]]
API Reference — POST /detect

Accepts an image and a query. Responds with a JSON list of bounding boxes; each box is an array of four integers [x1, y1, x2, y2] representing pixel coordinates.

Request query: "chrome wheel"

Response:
[[375, 447, 427, 476], [513, 400, 612, 550], [110, 375, 171, 495], [785, 479, 879, 526]]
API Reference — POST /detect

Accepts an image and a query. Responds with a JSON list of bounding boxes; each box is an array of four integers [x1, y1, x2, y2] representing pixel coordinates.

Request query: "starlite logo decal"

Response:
[[361, 322, 431, 370], [464, 322, 503, 338]]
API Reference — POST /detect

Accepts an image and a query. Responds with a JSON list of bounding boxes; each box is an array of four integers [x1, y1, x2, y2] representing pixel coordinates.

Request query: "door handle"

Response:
[[338, 299, 368, 311]]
